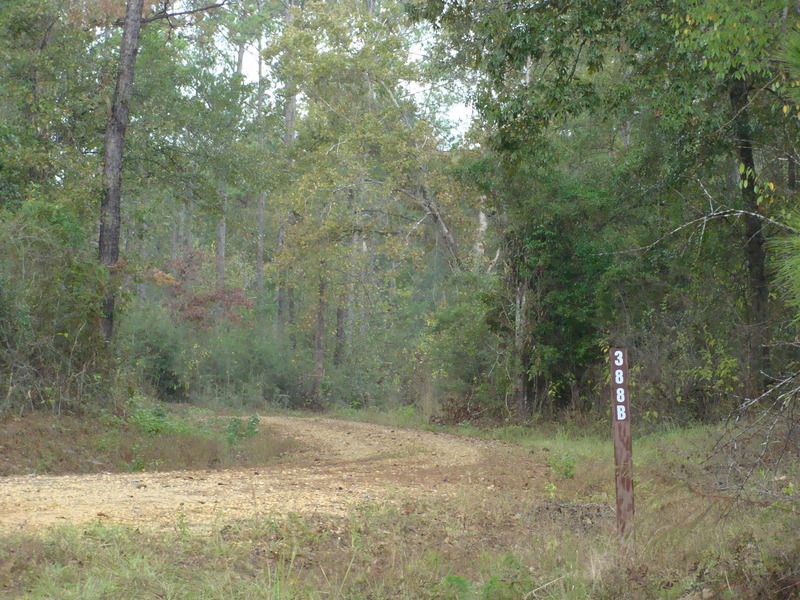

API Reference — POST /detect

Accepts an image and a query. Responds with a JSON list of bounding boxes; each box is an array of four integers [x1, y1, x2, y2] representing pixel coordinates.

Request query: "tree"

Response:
[[0, 0, 116, 410], [670, 0, 795, 391], [99, 0, 145, 340], [413, 0, 798, 411], [100, 0, 230, 339], [259, 0, 476, 403]]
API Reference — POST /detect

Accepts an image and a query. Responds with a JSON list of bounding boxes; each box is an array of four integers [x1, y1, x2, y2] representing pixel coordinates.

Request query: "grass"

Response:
[[2, 487, 796, 599], [1, 405, 798, 599], [0, 501, 598, 598], [0, 400, 296, 476]]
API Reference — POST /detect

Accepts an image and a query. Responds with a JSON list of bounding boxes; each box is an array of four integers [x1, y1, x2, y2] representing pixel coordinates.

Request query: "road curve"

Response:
[[0, 416, 540, 531]]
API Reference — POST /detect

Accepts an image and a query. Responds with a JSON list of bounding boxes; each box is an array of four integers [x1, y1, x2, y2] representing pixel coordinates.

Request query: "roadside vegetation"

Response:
[[3, 0, 800, 597], [1, 408, 798, 599], [0, 401, 295, 476]]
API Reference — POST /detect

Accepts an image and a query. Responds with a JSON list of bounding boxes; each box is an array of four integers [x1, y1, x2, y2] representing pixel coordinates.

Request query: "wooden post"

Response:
[[610, 348, 634, 553]]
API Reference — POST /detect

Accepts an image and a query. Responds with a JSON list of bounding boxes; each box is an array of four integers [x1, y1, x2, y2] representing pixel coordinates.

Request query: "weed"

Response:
[[549, 450, 577, 479], [129, 444, 146, 472], [175, 512, 190, 538], [439, 574, 472, 598], [225, 414, 260, 445], [543, 481, 558, 500]]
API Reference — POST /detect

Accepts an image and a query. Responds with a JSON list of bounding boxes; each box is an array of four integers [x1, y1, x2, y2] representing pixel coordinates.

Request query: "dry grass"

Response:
[[0, 409, 297, 475], [2, 485, 795, 599], [0, 412, 798, 599]]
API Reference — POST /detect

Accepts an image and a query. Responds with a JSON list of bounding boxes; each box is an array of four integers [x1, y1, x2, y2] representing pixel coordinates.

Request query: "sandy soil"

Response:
[[0, 416, 544, 531]]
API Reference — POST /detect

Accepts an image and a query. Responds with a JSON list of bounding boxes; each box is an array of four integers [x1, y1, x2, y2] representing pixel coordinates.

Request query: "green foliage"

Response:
[[548, 451, 577, 480], [0, 205, 106, 414], [225, 415, 260, 445], [415, 270, 508, 413], [130, 406, 183, 436], [774, 39, 800, 318], [120, 303, 306, 407], [1, 0, 796, 426], [122, 306, 186, 401], [671, 0, 785, 80], [523, 216, 610, 409], [775, 222, 800, 310], [437, 556, 535, 600]]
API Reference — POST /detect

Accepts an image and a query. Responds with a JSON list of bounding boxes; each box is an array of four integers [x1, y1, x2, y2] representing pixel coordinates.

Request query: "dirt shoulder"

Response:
[[0, 416, 544, 531]]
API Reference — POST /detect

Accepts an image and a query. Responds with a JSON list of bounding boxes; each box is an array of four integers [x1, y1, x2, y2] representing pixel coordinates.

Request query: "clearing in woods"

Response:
[[0, 416, 546, 531]]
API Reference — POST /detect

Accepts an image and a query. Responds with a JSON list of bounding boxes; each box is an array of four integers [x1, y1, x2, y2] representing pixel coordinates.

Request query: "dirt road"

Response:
[[0, 417, 543, 531]]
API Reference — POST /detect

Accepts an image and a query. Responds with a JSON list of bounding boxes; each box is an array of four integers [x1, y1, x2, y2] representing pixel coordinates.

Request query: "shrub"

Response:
[[0, 203, 106, 415]]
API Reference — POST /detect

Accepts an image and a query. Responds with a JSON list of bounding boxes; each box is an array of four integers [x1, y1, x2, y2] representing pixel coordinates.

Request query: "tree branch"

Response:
[[113, 1, 228, 26], [599, 208, 799, 256], [394, 186, 461, 263]]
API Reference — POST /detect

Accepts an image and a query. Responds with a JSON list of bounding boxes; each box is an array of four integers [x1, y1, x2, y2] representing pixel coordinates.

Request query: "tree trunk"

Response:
[[312, 269, 327, 402], [137, 226, 148, 302], [474, 208, 488, 258], [513, 274, 531, 420], [284, 92, 297, 146], [276, 222, 289, 326], [282, 0, 297, 146], [27, 63, 49, 183], [216, 201, 227, 289], [277, 0, 298, 326], [176, 201, 193, 255], [235, 37, 246, 75], [419, 184, 459, 265], [348, 230, 361, 337], [256, 193, 266, 292], [186, 203, 194, 252], [334, 304, 347, 367], [171, 210, 179, 262], [99, 0, 144, 340], [255, 8, 267, 294], [729, 77, 770, 394]]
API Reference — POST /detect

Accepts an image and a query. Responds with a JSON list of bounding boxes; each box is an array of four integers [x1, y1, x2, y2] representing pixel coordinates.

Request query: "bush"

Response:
[[120, 304, 306, 407], [122, 306, 187, 401], [0, 203, 106, 415]]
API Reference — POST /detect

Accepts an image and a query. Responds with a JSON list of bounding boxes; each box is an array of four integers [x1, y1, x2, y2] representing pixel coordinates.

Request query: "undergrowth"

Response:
[[0, 398, 294, 476]]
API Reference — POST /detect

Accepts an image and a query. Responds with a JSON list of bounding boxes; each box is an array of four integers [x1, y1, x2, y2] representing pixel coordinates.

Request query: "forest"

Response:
[[4, 0, 800, 428], [3, 1, 800, 598]]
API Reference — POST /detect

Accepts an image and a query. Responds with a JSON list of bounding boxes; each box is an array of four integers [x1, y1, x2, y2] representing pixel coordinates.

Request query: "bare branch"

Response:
[[113, 1, 229, 26], [706, 368, 800, 510], [394, 187, 461, 263], [599, 208, 799, 256]]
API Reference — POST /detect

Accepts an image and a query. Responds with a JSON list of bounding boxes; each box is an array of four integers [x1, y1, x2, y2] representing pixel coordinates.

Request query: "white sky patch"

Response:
[[407, 35, 475, 140], [402, 78, 475, 139]]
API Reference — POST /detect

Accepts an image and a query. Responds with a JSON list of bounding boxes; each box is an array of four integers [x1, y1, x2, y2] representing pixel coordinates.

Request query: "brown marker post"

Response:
[[610, 348, 634, 554]]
